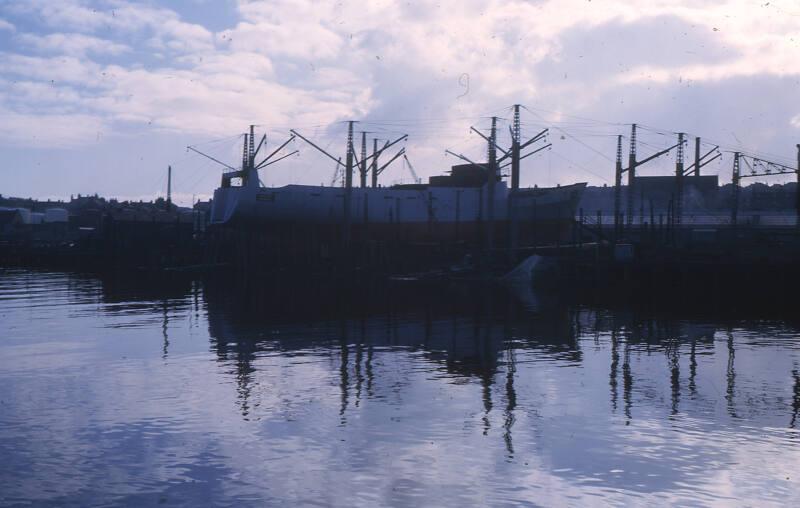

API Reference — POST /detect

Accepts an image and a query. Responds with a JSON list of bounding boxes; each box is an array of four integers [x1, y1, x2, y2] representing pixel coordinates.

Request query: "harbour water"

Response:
[[1, 269, 799, 506]]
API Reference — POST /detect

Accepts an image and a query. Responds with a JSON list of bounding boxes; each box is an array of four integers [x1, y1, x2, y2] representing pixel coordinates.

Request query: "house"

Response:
[[0, 208, 25, 236]]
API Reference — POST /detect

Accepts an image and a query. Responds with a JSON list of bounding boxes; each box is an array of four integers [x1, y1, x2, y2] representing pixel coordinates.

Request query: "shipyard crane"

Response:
[[330, 157, 343, 187], [402, 154, 422, 184]]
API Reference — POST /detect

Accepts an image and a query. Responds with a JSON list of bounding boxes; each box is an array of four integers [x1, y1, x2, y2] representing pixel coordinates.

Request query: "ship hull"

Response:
[[208, 180, 586, 269], [212, 182, 584, 228]]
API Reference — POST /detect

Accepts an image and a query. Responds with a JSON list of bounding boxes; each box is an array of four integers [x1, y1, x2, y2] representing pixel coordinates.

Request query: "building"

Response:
[[634, 175, 719, 213], [0, 208, 26, 237]]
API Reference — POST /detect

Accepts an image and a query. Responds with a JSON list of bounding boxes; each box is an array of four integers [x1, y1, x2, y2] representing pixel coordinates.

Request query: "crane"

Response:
[[329, 157, 342, 186], [402, 154, 422, 184]]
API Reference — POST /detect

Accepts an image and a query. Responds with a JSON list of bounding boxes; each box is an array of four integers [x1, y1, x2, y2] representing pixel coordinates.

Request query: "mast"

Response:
[[360, 131, 367, 188], [249, 125, 255, 168], [694, 137, 701, 177], [344, 121, 354, 248], [675, 132, 685, 226], [371, 138, 379, 188], [509, 105, 522, 261], [166, 165, 172, 210], [486, 116, 498, 267], [796, 144, 800, 229], [614, 135, 623, 239], [627, 123, 637, 227], [511, 104, 521, 191], [247, 125, 256, 187], [241, 132, 249, 186], [731, 152, 740, 226]]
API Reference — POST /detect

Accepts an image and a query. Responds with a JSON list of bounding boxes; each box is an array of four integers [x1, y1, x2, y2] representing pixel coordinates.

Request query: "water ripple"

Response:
[[1, 270, 799, 506]]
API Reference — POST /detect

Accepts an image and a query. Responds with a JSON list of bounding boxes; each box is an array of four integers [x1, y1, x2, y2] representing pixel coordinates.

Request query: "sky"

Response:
[[1, 0, 799, 205]]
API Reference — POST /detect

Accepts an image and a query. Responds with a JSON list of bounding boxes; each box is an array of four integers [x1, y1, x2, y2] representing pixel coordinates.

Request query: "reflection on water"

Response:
[[1, 269, 799, 506]]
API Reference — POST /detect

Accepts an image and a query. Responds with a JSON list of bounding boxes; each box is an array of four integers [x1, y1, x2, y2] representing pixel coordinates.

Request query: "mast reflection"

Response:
[[193, 273, 800, 436], [726, 329, 738, 419], [791, 368, 799, 429]]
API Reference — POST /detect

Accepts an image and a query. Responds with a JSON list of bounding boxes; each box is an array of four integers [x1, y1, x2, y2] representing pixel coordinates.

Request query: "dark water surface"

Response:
[[1, 269, 799, 507]]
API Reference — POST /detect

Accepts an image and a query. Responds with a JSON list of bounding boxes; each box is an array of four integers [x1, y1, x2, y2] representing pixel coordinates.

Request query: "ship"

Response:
[[206, 123, 586, 266], [211, 163, 584, 237]]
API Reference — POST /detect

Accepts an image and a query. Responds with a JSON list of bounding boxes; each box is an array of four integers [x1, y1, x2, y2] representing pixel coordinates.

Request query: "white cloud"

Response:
[[2, 78, 84, 111], [0, 53, 103, 86], [0, 50, 366, 145], [218, 20, 343, 61], [8, 1, 106, 31], [11, 0, 214, 54], [2, 0, 800, 192], [16, 32, 130, 56], [0, 18, 15, 32], [0, 104, 108, 147]]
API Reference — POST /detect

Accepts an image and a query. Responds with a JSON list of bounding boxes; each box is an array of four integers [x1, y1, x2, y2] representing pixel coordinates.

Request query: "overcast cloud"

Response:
[[1, 0, 799, 204]]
